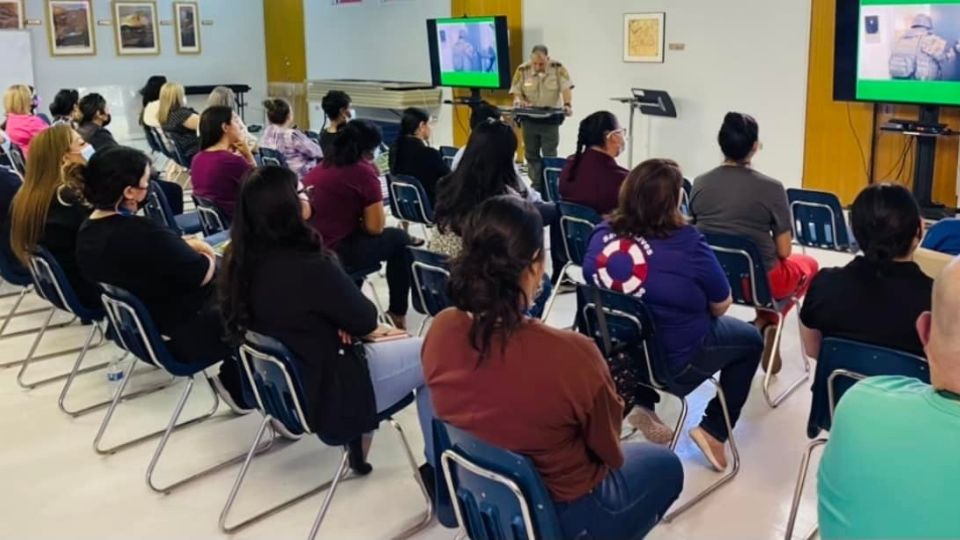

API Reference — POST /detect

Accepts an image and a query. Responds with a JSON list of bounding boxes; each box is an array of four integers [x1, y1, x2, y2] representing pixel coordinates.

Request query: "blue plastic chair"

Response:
[[574, 284, 739, 522], [95, 283, 251, 493], [259, 147, 289, 169], [387, 174, 435, 235], [144, 182, 202, 236], [439, 145, 459, 170], [18, 248, 109, 408], [220, 330, 433, 539], [542, 156, 566, 203], [0, 142, 26, 175], [0, 227, 53, 348], [433, 419, 565, 538], [192, 195, 230, 237], [704, 232, 811, 408], [680, 177, 692, 218], [783, 338, 929, 539], [787, 188, 856, 253], [541, 202, 602, 322], [408, 247, 451, 336]]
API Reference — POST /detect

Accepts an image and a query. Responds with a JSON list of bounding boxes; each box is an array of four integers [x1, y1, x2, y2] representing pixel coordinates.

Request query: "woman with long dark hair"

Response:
[[219, 165, 435, 475], [423, 195, 682, 540], [558, 111, 628, 215], [139, 75, 166, 128], [583, 158, 762, 471], [189, 105, 255, 219], [303, 119, 417, 329], [388, 107, 449, 204]]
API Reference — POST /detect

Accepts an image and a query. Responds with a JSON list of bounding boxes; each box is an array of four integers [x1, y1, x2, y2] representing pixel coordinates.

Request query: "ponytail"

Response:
[[390, 107, 430, 171], [566, 111, 619, 183], [262, 98, 290, 125]]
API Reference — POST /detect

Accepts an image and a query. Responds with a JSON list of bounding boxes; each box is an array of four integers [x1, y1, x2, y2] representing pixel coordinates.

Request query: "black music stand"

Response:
[[611, 89, 677, 167]]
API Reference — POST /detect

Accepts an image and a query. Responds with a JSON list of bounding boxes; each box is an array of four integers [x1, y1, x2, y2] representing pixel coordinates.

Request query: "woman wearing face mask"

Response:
[[189, 106, 256, 220], [76, 93, 117, 151], [9, 124, 100, 308], [558, 111, 629, 216], [319, 90, 354, 156], [388, 107, 449, 206], [304, 119, 419, 330], [75, 145, 252, 411]]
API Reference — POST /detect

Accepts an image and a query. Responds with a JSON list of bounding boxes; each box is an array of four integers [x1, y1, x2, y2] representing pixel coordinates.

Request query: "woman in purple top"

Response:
[[582, 158, 762, 472], [558, 111, 629, 215], [261, 98, 324, 178], [190, 106, 256, 219]]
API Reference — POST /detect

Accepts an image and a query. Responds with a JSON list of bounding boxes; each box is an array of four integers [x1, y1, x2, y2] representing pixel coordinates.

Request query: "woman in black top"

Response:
[[74, 146, 249, 410], [389, 107, 449, 205], [9, 124, 99, 307], [219, 165, 436, 474], [319, 90, 352, 156], [158, 82, 200, 162], [48, 89, 80, 126]]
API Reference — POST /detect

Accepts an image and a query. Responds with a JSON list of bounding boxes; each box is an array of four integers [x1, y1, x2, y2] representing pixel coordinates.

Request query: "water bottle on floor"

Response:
[[106, 355, 125, 395]]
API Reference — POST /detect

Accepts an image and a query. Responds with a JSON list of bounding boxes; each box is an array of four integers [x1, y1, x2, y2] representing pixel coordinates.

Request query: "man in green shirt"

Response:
[[818, 257, 960, 539]]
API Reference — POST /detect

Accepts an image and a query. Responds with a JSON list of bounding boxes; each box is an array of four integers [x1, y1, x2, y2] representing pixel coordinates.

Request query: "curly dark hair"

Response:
[[447, 195, 544, 359]]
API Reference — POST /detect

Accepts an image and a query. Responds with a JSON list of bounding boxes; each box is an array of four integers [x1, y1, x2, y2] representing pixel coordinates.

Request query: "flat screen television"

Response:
[[834, 0, 960, 106], [426, 16, 511, 90]]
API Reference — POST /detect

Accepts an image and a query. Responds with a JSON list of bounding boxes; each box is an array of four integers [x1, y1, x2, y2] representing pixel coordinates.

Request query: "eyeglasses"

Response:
[[606, 128, 627, 139]]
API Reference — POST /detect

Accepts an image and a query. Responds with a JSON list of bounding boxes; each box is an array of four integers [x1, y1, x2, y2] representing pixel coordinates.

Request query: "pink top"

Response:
[[5, 114, 48, 157]]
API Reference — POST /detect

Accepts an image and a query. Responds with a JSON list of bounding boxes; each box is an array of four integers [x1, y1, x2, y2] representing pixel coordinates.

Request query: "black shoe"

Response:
[[348, 438, 373, 476], [418, 463, 436, 501]]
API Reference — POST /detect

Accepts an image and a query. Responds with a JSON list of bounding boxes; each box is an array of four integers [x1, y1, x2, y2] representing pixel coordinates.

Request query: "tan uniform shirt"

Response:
[[509, 61, 573, 108]]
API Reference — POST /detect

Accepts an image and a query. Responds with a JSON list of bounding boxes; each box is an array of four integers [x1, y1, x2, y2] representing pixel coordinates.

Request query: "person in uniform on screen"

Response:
[[889, 14, 960, 81], [510, 44, 574, 196], [452, 29, 478, 72]]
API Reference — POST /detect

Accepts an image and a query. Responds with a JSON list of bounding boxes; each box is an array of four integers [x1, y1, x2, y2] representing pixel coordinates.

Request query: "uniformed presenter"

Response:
[[510, 44, 573, 194]]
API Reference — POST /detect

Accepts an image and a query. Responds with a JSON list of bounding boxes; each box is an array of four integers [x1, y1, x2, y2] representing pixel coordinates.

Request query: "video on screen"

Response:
[[435, 21, 499, 74], [859, 4, 960, 81]]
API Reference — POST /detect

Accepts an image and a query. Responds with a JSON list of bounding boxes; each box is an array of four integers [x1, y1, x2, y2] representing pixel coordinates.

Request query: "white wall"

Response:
[[303, 0, 454, 144], [524, 0, 813, 187], [20, 0, 267, 141]]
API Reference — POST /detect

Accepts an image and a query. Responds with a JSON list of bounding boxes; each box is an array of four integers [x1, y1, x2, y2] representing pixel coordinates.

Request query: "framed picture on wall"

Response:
[[0, 0, 24, 30], [173, 2, 200, 54], [113, 1, 159, 55], [46, 0, 96, 56], [623, 12, 665, 63]]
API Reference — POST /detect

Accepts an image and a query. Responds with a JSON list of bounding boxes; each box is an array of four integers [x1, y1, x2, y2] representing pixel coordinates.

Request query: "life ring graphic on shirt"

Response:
[[594, 238, 650, 295]]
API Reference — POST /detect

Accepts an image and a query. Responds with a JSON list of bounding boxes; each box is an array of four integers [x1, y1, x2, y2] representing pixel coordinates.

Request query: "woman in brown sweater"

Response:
[[421, 195, 683, 540]]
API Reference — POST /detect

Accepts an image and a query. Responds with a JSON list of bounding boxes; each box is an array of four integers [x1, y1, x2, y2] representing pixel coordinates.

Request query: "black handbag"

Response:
[[591, 287, 648, 417]]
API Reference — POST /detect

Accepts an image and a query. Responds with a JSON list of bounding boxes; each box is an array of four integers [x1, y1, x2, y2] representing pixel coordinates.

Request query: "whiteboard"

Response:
[[0, 31, 35, 104]]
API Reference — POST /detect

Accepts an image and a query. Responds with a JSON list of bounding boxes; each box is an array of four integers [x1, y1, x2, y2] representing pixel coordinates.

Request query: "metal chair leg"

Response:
[[762, 311, 811, 408], [0, 286, 50, 336], [0, 301, 81, 368], [59, 351, 172, 418], [416, 317, 431, 337], [146, 376, 275, 494], [94, 365, 220, 456], [387, 418, 435, 539], [669, 396, 689, 451], [307, 451, 351, 540], [663, 378, 741, 522], [17, 313, 108, 390], [540, 262, 571, 322], [784, 438, 828, 540]]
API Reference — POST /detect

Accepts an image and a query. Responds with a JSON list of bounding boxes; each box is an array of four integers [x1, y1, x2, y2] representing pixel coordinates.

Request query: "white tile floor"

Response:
[[0, 246, 852, 540]]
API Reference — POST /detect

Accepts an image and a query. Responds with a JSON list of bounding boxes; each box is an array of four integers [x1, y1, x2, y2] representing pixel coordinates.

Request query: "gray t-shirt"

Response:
[[689, 165, 792, 270]]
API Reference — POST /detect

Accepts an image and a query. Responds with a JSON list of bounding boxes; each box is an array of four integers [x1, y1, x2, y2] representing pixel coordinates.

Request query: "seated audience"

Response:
[[559, 111, 629, 215], [0, 163, 23, 268], [319, 90, 353, 155], [450, 103, 533, 194], [690, 112, 819, 370], [190, 106, 255, 219], [9, 125, 99, 307], [219, 165, 435, 473], [921, 217, 960, 256], [801, 183, 931, 358], [422, 196, 683, 540], [304, 120, 415, 329], [260, 98, 323, 178], [75, 145, 248, 409], [205, 86, 257, 149], [140, 75, 166, 128], [817, 258, 960, 539], [48, 89, 80, 126], [430, 119, 554, 258], [388, 107, 449, 205], [158, 82, 200, 162], [76, 93, 117, 151], [583, 159, 762, 468], [3, 84, 48, 156]]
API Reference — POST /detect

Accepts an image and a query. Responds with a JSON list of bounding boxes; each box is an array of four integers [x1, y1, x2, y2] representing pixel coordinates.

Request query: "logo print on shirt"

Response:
[[594, 237, 654, 296]]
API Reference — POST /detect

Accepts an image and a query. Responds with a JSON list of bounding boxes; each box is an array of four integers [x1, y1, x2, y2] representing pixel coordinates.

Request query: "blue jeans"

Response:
[[556, 442, 683, 540], [670, 316, 763, 442], [364, 337, 435, 465]]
